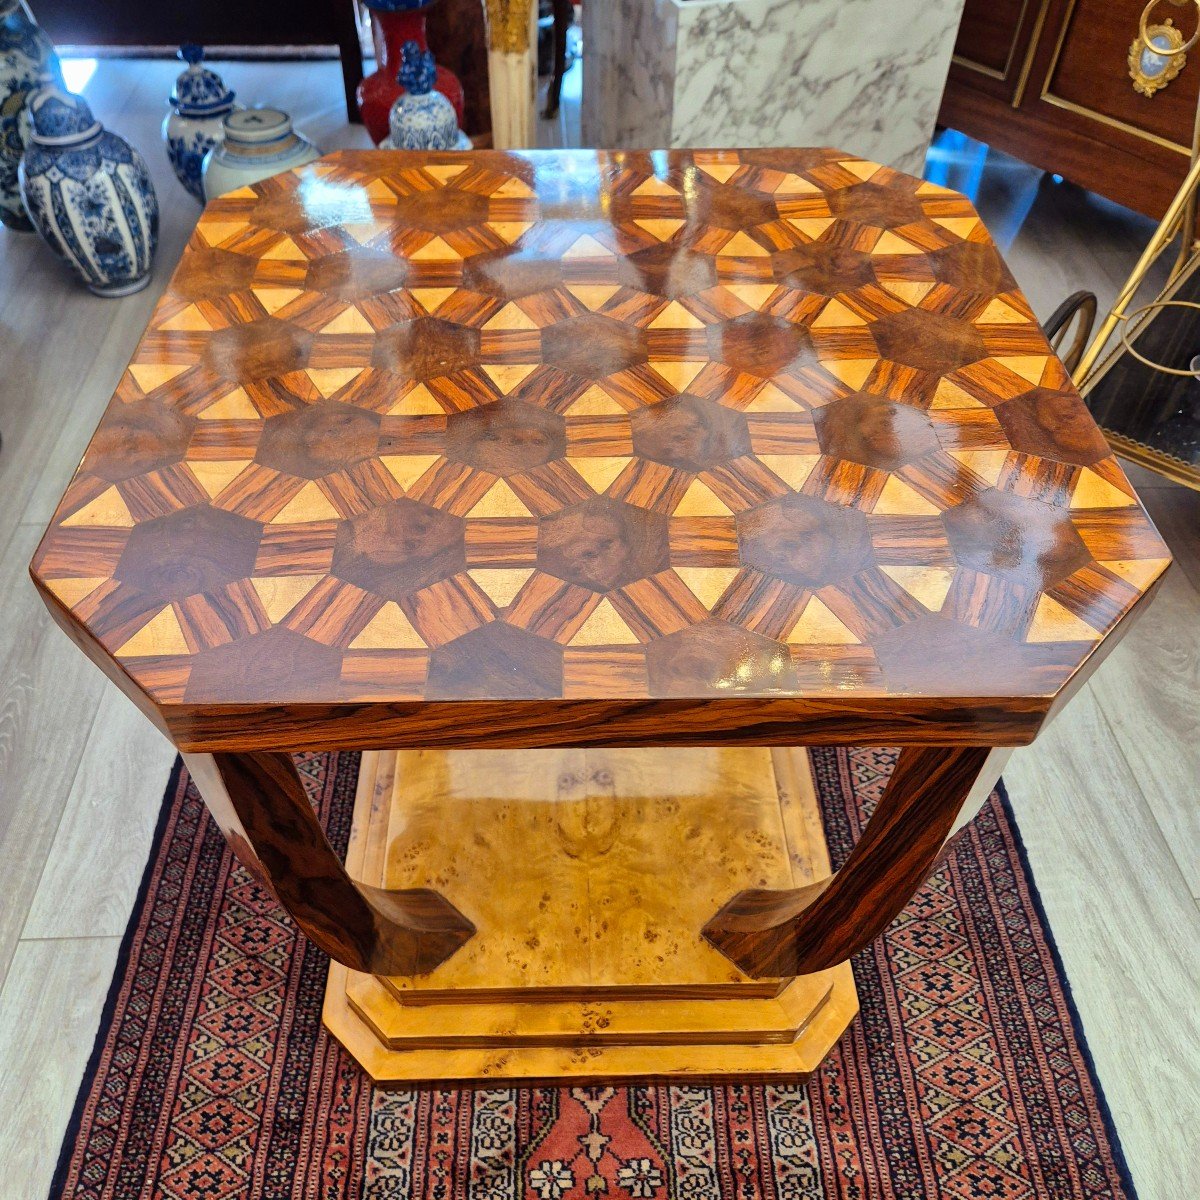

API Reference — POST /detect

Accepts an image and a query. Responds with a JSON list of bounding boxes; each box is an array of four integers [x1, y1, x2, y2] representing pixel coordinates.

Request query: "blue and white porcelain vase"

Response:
[[19, 88, 159, 296], [1, 0, 62, 231], [381, 40, 470, 150], [163, 44, 235, 202], [202, 106, 320, 201]]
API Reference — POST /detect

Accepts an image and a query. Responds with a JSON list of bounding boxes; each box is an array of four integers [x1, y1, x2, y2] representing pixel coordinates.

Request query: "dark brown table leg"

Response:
[[183, 750, 474, 975], [543, 0, 573, 119], [334, 0, 366, 124], [702, 746, 996, 978]]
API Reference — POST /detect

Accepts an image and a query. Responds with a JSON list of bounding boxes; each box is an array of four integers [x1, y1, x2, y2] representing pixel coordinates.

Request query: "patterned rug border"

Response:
[[47, 754, 1141, 1200]]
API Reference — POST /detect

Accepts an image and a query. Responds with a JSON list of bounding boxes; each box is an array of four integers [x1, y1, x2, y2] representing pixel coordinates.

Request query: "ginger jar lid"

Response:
[[389, 41, 459, 148], [222, 106, 293, 145], [170, 45, 236, 117], [27, 87, 102, 146]]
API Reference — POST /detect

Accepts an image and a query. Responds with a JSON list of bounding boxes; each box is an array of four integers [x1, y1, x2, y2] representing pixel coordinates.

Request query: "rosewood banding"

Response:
[[702, 745, 992, 978], [184, 750, 475, 974]]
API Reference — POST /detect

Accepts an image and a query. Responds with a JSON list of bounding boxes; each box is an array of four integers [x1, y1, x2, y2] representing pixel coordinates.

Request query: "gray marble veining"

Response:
[[583, 0, 965, 173], [582, 0, 679, 147]]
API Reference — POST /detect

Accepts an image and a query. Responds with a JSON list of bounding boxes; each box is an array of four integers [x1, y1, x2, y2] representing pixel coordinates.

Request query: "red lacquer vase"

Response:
[[356, 0, 465, 145]]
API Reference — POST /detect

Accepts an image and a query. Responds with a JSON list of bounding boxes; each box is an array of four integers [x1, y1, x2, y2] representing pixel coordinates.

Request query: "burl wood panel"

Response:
[[369, 745, 831, 999], [31, 149, 1170, 751], [323, 747, 859, 1083]]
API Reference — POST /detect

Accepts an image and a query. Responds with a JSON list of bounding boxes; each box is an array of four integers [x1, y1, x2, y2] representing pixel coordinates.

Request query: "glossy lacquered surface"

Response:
[[31, 148, 1169, 749]]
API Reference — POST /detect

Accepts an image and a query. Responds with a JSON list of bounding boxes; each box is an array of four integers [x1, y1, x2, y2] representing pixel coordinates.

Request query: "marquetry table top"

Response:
[[32, 149, 1170, 750]]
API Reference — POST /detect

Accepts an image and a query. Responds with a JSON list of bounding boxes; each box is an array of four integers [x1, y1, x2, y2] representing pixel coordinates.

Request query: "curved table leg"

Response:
[[182, 751, 475, 976], [702, 746, 998, 979]]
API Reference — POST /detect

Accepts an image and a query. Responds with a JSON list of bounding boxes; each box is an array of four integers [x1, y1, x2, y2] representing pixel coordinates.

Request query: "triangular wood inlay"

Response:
[[931, 378, 985, 409], [1026, 594, 1102, 643], [61, 487, 134, 528], [254, 287, 303, 315], [949, 449, 1008, 486], [635, 218, 685, 242], [652, 361, 706, 392], [563, 233, 614, 259], [349, 601, 426, 649], [380, 454, 441, 492], [160, 304, 211, 332], [1099, 558, 1170, 590], [467, 568, 535, 608], [199, 387, 259, 420], [723, 284, 778, 311], [673, 479, 731, 516], [787, 597, 859, 644], [411, 235, 462, 261], [307, 367, 363, 397], [250, 574, 325, 622], [823, 359, 876, 388], [566, 385, 625, 416], [746, 383, 804, 413], [569, 599, 640, 645], [484, 302, 539, 331], [411, 287, 456, 314], [633, 176, 679, 197], [271, 481, 341, 524], [129, 363, 189, 392], [1070, 469, 1137, 509], [879, 565, 954, 612], [116, 606, 190, 657], [567, 285, 619, 312], [467, 479, 532, 518], [874, 476, 940, 516], [719, 231, 769, 257], [482, 364, 538, 394], [675, 567, 740, 610], [649, 300, 704, 329], [995, 355, 1049, 386], [190, 460, 250, 499], [388, 384, 445, 415], [757, 453, 820, 490], [571, 456, 632, 493], [44, 576, 107, 607], [320, 307, 374, 335]]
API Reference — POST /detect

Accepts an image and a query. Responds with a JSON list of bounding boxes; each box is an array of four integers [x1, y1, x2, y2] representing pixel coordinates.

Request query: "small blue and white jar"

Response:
[[162, 44, 236, 202], [381, 41, 470, 151], [1, 0, 62, 230], [202, 106, 320, 201], [19, 88, 159, 297]]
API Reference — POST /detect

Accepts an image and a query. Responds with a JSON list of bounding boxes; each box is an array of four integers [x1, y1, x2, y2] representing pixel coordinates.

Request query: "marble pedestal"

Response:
[[582, 0, 965, 175]]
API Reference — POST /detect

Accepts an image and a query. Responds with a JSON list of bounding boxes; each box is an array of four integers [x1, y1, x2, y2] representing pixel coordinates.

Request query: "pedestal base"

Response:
[[324, 748, 858, 1085]]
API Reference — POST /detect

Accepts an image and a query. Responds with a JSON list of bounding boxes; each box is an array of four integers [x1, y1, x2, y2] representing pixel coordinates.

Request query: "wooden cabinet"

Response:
[[940, 0, 1200, 217]]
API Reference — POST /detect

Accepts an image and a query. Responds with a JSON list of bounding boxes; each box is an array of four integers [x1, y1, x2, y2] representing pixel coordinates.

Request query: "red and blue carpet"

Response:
[[50, 748, 1135, 1199]]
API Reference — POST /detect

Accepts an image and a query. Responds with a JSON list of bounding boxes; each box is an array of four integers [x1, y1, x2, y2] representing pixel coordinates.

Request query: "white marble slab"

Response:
[[583, 0, 965, 174]]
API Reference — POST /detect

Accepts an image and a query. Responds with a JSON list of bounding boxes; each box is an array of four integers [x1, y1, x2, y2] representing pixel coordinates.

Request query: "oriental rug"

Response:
[[49, 749, 1136, 1200]]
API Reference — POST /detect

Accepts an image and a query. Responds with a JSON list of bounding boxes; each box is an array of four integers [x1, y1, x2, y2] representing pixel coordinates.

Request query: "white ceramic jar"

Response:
[[201, 107, 320, 201]]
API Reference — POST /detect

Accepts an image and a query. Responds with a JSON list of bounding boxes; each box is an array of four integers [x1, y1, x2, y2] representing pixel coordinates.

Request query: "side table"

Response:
[[32, 148, 1170, 1083]]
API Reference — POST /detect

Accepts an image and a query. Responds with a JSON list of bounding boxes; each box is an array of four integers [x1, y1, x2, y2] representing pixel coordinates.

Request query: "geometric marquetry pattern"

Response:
[[32, 149, 1169, 707]]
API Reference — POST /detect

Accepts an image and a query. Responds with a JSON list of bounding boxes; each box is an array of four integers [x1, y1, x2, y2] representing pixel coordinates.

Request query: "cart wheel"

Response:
[[1042, 290, 1098, 374]]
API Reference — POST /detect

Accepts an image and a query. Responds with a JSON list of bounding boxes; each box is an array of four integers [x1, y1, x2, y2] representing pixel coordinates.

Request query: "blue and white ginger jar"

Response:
[[19, 88, 159, 296], [163, 44, 236, 202], [382, 40, 469, 150], [0, 0, 62, 230]]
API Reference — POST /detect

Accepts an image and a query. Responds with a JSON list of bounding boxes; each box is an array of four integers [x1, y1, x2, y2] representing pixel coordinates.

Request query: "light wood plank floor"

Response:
[[0, 59, 1196, 1199]]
